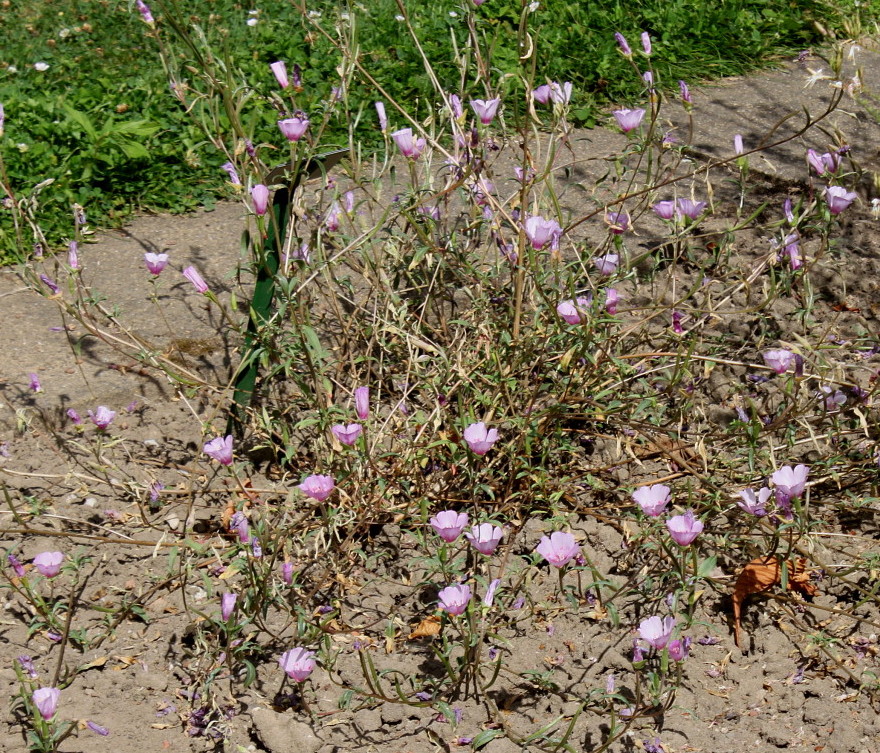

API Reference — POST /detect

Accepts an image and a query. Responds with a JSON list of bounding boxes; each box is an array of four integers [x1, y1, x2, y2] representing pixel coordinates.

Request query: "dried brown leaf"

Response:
[[408, 615, 441, 640], [732, 556, 817, 646]]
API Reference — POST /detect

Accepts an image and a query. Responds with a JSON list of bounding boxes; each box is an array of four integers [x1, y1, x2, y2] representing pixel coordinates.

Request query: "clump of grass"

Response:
[[0, 0, 876, 262]]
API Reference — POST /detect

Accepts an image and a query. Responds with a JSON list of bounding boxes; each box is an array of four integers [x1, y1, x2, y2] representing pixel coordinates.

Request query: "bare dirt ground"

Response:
[[1, 45, 880, 753]]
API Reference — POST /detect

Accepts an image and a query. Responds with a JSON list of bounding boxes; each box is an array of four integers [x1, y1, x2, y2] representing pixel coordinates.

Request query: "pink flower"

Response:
[[593, 253, 619, 276], [324, 202, 342, 231], [613, 108, 645, 133], [465, 523, 503, 555], [8, 554, 26, 577], [278, 647, 316, 682], [483, 578, 501, 607], [556, 297, 591, 325], [641, 31, 652, 55], [251, 184, 269, 215], [614, 32, 632, 56], [28, 373, 42, 393], [679, 80, 692, 105], [68, 241, 79, 270], [604, 288, 620, 314], [667, 637, 690, 661], [524, 215, 562, 250], [203, 435, 234, 465], [331, 423, 363, 445], [653, 200, 676, 220], [463, 422, 499, 455], [430, 510, 469, 542], [270, 61, 289, 89], [221, 162, 240, 186], [665, 510, 704, 546], [536, 531, 580, 567], [470, 98, 501, 125], [532, 84, 552, 105], [183, 266, 209, 293], [278, 116, 310, 142], [144, 252, 168, 275], [771, 464, 809, 506], [447, 93, 464, 120], [676, 199, 707, 220], [632, 484, 671, 517], [32, 687, 60, 720], [135, 0, 154, 24], [354, 386, 370, 419], [438, 584, 471, 615], [549, 81, 572, 104], [807, 149, 839, 175], [638, 615, 676, 650], [281, 562, 294, 585], [375, 101, 388, 132], [221, 592, 237, 621], [230, 512, 249, 543], [737, 487, 771, 516], [763, 349, 794, 374], [391, 128, 426, 159], [825, 185, 857, 215], [88, 406, 116, 430], [298, 474, 335, 501], [734, 134, 744, 155], [33, 551, 64, 578], [605, 211, 629, 234]]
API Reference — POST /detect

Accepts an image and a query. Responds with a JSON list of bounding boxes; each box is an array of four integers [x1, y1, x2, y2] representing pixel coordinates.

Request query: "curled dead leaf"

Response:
[[408, 615, 441, 640], [732, 556, 818, 646]]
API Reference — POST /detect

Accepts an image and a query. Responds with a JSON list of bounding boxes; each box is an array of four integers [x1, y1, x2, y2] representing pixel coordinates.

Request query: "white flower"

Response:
[[449, 10, 458, 16], [803, 67, 828, 88], [529, 1, 540, 10], [246, 17, 258, 25], [395, 14, 405, 21], [7, 65, 17, 73], [34, 62, 49, 71]]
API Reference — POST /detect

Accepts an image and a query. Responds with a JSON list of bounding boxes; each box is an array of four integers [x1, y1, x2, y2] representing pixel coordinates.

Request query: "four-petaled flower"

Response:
[[278, 647, 316, 682], [144, 252, 168, 275], [738, 487, 771, 516], [465, 523, 503, 555], [536, 531, 580, 567], [639, 615, 676, 650], [391, 128, 426, 160], [438, 584, 471, 615], [430, 510, 469, 542], [613, 108, 645, 133], [470, 98, 501, 125], [633, 484, 671, 517], [665, 510, 704, 546], [298, 474, 335, 501], [331, 423, 363, 445], [771, 464, 809, 508], [463, 422, 499, 455], [556, 296, 592, 325], [763, 349, 794, 375], [88, 406, 116, 430], [524, 215, 562, 250], [278, 116, 310, 142], [594, 253, 619, 275], [203, 435, 234, 465], [825, 185, 857, 215], [33, 551, 64, 578]]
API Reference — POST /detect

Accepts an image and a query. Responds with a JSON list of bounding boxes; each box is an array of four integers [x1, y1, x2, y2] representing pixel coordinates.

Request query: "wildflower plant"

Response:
[[2, 1, 880, 750]]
